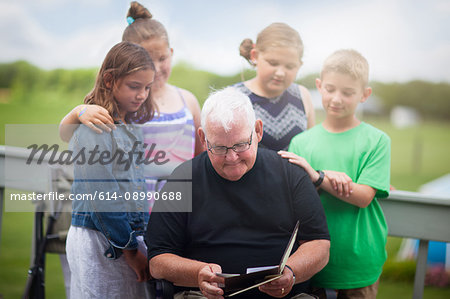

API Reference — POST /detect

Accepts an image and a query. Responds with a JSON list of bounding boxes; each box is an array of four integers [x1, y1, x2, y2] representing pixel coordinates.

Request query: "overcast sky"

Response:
[[1, 0, 450, 82]]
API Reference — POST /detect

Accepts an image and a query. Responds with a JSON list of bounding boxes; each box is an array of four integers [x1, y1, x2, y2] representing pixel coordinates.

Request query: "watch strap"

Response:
[[314, 170, 325, 187]]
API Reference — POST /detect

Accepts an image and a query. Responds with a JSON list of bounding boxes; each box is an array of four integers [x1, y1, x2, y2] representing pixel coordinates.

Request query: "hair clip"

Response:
[[127, 16, 135, 25]]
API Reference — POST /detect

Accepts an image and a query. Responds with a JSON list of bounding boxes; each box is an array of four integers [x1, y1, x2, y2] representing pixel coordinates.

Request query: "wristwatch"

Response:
[[313, 170, 324, 187]]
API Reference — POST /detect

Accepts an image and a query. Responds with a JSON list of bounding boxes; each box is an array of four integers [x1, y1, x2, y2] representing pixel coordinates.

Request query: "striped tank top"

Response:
[[140, 89, 195, 194], [234, 82, 307, 151]]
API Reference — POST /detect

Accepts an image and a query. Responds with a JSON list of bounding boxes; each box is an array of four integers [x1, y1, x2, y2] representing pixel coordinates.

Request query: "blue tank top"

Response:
[[234, 82, 307, 151]]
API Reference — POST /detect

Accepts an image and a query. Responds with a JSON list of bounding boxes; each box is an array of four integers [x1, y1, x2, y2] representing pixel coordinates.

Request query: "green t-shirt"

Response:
[[289, 122, 391, 289]]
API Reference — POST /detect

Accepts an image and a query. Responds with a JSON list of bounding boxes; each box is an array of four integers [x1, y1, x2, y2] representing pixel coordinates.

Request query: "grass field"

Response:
[[1, 215, 449, 298], [1, 102, 450, 298]]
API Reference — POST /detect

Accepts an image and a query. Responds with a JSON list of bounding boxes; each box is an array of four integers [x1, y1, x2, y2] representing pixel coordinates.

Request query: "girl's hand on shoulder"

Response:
[[122, 249, 151, 282], [324, 170, 353, 197], [77, 104, 115, 133]]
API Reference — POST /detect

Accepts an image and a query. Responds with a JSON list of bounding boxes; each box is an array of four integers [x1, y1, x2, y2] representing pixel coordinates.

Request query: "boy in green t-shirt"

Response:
[[279, 49, 390, 298]]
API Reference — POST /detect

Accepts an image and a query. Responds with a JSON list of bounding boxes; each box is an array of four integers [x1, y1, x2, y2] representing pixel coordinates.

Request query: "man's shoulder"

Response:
[[257, 148, 282, 161], [73, 124, 94, 137], [169, 151, 207, 178], [72, 125, 112, 146], [191, 150, 208, 165], [257, 148, 308, 175], [258, 147, 295, 163]]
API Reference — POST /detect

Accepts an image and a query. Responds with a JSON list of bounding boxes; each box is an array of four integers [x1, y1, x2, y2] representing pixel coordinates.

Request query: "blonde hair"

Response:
[[321, 49, 369, 88], [239, 22, 304, 66], [84, 41, 156, 124], [122, 1, 169, 46]]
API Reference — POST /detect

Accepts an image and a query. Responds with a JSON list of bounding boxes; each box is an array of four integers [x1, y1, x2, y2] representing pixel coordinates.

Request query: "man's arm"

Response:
[[149, 253, 206, 287], [149, 253, 224, 297], [259, 239, 330, 297], [287, 239, 330, 283]]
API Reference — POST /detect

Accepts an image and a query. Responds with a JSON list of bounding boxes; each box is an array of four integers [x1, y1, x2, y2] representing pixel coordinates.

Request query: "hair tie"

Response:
[[127, 16, 135, 25]]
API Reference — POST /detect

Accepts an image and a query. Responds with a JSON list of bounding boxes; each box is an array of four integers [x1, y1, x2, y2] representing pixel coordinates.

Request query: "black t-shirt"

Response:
[[146, 148, 329, 298]]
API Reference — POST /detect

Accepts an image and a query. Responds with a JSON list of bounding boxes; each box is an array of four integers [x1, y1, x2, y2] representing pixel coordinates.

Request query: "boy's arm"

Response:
[[320, 177, 376, 208], [279, 151, 375, 207], [323, 130, 391, 207], [279, 151, 352, 194], [59, 104, 115, 142]]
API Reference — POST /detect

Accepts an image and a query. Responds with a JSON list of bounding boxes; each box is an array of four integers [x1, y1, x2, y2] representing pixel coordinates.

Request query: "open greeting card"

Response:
[[217, 221, 300, 297]]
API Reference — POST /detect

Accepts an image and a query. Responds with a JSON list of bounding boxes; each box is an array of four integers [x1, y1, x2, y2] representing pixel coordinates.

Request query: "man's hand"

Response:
[[198, 263, 225, 299], [258, 268, 294, 298]]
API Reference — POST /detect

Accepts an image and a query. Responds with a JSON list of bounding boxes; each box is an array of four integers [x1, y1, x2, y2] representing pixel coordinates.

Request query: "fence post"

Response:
[[0, 186, 3, 254], [412, 239, 429, 299]]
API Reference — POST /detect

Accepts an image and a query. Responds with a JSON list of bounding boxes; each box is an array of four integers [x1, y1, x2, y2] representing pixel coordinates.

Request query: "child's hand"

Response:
[[122, 249, 151, 282], [278, 151, 316, 180], [324, 170, 353, 197], [77, 104, 116, 133]]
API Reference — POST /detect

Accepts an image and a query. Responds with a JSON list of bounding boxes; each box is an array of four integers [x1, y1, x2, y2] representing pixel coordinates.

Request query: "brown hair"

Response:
[[122, 1, 169, 45], [239, 22, 304, 66], [84, 41, 156, 123], [321, 49, 370, 88]]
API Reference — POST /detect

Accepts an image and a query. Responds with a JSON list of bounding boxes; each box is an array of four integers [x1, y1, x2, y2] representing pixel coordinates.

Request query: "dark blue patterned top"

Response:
[[234, 82, 307, 151]]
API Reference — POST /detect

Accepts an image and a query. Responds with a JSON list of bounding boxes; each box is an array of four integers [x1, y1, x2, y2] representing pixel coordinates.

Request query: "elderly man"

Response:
[[146, 87, 330, 299]]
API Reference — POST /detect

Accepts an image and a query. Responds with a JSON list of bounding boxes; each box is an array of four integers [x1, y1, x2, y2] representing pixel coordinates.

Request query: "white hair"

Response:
[[201, 87, 256, 134]]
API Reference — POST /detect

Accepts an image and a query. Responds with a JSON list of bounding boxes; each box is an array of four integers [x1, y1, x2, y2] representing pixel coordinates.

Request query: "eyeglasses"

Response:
[[206, 132, 253, 155]]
